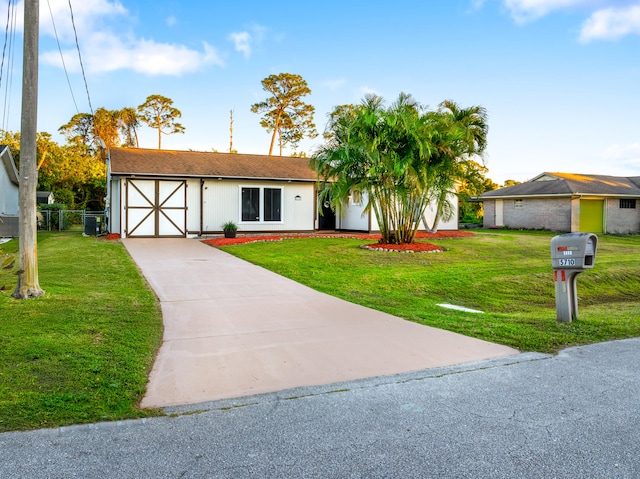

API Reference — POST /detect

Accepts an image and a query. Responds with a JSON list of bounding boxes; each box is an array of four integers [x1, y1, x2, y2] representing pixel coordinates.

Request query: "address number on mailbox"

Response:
[[558, 258, 576, 266]]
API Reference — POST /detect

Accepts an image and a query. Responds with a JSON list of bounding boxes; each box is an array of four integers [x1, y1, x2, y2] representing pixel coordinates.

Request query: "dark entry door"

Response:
[[318, 197, 336, 230]]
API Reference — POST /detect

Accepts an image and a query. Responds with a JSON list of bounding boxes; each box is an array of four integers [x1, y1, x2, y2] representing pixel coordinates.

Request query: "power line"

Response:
[[67, 0, 93, 115], [47, 0, 79, 114], [0, 0, 17, 131]]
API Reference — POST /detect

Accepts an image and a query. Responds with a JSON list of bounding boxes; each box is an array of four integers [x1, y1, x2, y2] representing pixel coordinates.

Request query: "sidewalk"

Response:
[[123, 238, 518, 408]]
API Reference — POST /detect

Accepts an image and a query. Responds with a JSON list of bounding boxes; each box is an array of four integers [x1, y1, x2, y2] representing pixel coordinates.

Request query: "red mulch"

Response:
[[105, 233, 121, 240], [202, 230, 473, 252]]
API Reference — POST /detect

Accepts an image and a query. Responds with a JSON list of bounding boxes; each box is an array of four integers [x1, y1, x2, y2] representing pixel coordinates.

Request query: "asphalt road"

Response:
[[1, 338, 639, 478]]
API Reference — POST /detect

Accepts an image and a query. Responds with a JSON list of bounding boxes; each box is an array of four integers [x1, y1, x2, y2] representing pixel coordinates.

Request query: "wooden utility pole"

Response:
[[13, 0, 44, 299], [229, 109, 234, 153]]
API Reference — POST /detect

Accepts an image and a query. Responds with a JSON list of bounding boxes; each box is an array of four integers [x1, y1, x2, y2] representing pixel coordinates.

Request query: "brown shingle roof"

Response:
[[482, 172, 640, 199], [108, 147, 317, 182]]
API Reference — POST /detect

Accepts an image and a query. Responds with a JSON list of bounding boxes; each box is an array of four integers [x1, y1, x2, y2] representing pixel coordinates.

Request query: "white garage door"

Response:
[[125, 179, 187, 237]]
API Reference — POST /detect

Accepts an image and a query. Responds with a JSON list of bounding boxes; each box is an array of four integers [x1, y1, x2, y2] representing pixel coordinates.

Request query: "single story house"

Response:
[[0, 145, 19, 237], [106, 147, 459, 238], [481, 172, 640, 234], [107, 148, 320, 238]]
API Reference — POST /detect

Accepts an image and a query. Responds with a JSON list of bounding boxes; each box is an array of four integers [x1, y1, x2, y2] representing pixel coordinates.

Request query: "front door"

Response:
[[318, 196, 336, 230], [579, 199, 604, 233], [125, 179, 187, 237]]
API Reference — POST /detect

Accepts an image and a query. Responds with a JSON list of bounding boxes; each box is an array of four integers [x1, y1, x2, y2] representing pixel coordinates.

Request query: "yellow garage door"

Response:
[[579, 200, 604, 233]]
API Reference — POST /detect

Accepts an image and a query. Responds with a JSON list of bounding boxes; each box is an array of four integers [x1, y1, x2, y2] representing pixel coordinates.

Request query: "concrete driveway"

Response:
[[123, 238, 518, 408]]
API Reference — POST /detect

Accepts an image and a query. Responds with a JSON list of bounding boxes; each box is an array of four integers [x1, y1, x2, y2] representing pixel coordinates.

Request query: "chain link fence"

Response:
[[37, 210, 105, 234]]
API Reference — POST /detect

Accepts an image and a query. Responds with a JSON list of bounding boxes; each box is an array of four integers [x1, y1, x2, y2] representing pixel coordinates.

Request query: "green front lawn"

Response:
[[0, 233, 163, 432], [219, 230, 640, 353], [1, 229, 638, 432]]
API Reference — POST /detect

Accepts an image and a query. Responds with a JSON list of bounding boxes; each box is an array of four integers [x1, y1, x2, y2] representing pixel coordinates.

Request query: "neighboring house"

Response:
[[36, 191, 55, 205], [107, 148, 319, 238], [481, 173, 640, 234], [0, 145, 19, 237]]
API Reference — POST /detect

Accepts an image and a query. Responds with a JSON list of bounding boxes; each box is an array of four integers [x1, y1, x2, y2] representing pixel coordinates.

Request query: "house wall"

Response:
[[0, 164, 19, 216], [499, 197, 572, 231], [109, 180, 121, 234], [483, 200, 496, 228], [341, 191, 459, 232], [338, 195, 369, 231], [605, 198, 640, 234], [197, 179, 315, 234]]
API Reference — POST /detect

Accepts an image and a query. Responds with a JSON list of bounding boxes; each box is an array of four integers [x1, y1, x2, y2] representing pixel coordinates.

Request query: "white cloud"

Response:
[[322, 78, 347, 91], [229, 31, 252, 59], [579, 4, 640, 41], [504, 0, 590, 23], [23, 0, 223, 75], [359, 86, 379, 97], [41, 34, 223, 76], [604, 143, 640, 168]]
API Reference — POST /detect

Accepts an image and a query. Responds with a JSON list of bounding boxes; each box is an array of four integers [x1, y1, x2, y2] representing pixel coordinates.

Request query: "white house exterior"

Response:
[[0, 145, 19, 237], [337, 191, 459, 232], [107, 148, 318, 238], [107, 147, 460, 238]]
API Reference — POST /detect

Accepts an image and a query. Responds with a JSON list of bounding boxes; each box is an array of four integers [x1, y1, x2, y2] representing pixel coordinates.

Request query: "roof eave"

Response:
[[110, 172, 317, 183]]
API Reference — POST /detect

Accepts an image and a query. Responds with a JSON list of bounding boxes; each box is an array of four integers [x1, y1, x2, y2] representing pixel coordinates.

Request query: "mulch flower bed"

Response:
[[202, 230, 474, 252]]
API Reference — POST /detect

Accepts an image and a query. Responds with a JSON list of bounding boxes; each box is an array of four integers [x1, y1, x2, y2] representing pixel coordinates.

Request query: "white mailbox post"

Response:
[[550, 233, 598, 322]]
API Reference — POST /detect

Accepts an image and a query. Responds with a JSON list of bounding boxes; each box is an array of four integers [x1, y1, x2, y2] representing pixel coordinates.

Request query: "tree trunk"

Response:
[[268, 111, 282, 156], [157, 126, 162, 149], [13, 0, 44, 299]]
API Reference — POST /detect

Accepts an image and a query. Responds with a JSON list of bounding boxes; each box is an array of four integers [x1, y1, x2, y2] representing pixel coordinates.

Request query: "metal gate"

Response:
[[125, 179, 187, 237]]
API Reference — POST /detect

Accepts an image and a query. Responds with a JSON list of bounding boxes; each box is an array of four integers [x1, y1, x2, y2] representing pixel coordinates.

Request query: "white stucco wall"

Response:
[[341, 191, 459, 232], [112, 177, 316, 237], [0, 159, 19, 216]]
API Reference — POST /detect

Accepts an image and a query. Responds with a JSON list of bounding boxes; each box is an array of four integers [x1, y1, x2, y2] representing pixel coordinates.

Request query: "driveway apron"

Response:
[[123, 238, 518, 408]]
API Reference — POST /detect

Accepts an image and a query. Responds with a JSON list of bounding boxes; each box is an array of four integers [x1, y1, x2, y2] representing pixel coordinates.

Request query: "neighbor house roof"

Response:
[[108, 147, 317, 182], [1, 145, 19, 185], [481, 173, 640, 199]]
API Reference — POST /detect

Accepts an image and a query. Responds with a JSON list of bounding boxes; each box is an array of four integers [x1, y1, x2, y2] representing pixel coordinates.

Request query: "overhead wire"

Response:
[[0, 0, 17, 132], [67, 0, 93, 115], [0, 0, 95, 133], [47, 0, 79, 114]]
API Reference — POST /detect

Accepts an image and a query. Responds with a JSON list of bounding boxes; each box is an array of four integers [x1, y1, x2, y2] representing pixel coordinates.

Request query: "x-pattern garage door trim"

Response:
[[126, 179, 187, 237]]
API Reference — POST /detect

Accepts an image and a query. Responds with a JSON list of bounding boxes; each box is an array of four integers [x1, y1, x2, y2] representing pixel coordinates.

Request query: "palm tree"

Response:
[[420, 101, 488, 232], [313, 94, 488, 243], [313, 93, 436, 244]]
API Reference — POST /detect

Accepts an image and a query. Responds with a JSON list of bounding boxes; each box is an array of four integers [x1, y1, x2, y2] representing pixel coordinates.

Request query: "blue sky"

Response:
[[2, 0, 639, 184]]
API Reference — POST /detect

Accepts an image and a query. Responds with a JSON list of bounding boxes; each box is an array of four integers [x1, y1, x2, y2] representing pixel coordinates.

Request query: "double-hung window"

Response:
[[241, 186, 282, 222]]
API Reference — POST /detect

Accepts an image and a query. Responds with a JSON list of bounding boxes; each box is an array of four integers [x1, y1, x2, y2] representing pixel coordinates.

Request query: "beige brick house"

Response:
[[481, 173, 640, 234]]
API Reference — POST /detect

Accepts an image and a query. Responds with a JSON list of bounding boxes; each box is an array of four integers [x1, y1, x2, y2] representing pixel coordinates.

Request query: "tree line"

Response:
[[3, 75, 500, 232]]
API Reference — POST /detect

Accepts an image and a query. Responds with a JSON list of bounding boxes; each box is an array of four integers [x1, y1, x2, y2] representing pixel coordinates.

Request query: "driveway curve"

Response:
[[123, 238, 518, 408]]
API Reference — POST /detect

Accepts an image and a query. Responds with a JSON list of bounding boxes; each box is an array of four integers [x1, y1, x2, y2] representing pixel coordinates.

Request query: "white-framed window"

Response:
[[240, 186, 283, 222], [350, 190, 362, 205], [514, 199, 523, 208]]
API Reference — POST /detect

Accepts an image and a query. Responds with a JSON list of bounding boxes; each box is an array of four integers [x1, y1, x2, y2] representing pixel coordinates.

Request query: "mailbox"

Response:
[[551, 233, 597, 270], [550, 233, 598, 323]]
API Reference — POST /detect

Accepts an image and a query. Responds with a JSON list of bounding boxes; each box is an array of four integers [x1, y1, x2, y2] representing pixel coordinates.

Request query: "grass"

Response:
[[218, 229, 640, 353], [0, 233, 164, 432], [1, 229, 638, 432]]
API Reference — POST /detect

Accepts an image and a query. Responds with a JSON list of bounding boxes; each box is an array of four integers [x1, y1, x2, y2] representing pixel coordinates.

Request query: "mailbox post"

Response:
[[550, 233, 598, 322]]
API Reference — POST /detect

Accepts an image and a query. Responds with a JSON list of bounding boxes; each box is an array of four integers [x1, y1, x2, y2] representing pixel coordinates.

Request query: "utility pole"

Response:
[[229, 109, 234, 153], [13, 0, 43, 299]]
